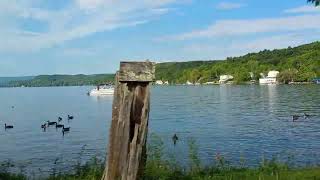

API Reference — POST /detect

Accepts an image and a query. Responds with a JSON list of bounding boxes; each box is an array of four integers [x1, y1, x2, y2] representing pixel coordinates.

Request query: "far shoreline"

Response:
[[0, 83, 319, 89]]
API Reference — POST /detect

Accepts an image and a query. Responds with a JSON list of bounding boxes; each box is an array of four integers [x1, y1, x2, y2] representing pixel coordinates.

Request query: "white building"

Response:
[[155, 80, 164, 85], [186, 81, 193, 85], [219, 75, 234, 84], [267, 71, 279, 78], [259, 71, 279, 84], [204, 81, 215, 85]]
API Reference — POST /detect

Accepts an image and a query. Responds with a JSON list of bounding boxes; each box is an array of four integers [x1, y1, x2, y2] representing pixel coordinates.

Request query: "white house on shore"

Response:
[[155, 80, 164, 85], [155, 80, 170, 85], [219, 75, 234, 84], [259, 71, 279, 84]]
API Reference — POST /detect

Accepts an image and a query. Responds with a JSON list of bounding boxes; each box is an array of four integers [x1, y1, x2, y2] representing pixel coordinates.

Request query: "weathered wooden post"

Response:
[[102, 61, 155, 180]]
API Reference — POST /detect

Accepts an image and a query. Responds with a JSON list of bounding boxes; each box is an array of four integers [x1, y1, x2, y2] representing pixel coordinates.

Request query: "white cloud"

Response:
[[284, 5, 320, 14], [0, 0, 183, 53], [229, 33, 319, 52], [160, 14, 320, 41], [76, 0, 106, 10], [216, 2, 246, 10]]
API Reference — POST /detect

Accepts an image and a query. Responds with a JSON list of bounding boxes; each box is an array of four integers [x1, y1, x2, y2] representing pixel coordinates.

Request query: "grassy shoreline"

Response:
[[1, 135, 320, 180], [2, 160, 320, 180]]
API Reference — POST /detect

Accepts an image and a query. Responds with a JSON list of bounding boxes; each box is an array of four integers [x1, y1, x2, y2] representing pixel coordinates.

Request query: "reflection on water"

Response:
[[0, 85, 319, 174], [267, 85, 278, 113]]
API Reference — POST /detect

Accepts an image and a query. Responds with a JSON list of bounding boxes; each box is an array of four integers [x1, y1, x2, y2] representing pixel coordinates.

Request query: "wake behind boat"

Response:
[[88, 84, 114, 96]]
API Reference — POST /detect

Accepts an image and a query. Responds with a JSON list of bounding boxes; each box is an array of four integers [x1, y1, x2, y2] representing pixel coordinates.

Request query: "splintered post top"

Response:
[[118, 61, 155, 82]]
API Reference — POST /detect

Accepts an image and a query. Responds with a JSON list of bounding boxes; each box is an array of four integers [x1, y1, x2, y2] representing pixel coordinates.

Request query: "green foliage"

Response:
[[308, 0, 320, 6], [0, 160, 27, 180], [2, 138, 320, 180], [156, 42, 320, 84], [47, 157, 104, 180], [143, 138, 320, 180], [278, 69, 298, 84], [188, 138, 201, 172], [0, 158, 104, 180], [0, 76, 34, 86]]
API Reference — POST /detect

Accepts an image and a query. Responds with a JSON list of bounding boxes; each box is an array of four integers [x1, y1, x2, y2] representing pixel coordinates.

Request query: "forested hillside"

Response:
[[156, 42, 320, 84], [4, 74, 114, 87], [0, 76, 34, 86]]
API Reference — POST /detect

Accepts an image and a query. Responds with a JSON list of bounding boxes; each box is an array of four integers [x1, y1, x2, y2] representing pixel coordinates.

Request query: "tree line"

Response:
[[3, 74, 115, 87], [1, 42, 319, 87], [155, 42, 320, 84]]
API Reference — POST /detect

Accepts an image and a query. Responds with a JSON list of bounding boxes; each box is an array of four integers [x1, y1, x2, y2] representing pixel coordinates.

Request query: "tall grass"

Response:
[[142, 134, 320, 180], [1, 135, 320, 180]]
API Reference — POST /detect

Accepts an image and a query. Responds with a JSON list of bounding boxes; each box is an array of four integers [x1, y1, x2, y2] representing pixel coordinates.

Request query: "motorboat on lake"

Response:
[[88, 84, 114, 96]]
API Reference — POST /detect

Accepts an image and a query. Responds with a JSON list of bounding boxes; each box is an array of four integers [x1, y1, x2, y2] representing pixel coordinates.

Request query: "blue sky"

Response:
[[0, 0, 319, 76]]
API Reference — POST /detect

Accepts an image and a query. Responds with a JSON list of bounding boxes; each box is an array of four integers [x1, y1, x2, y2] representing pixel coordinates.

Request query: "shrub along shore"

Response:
[[1, 135, 320, 180]]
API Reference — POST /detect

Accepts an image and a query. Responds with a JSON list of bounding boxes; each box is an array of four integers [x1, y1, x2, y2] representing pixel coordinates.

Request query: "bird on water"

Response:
[[41, 123, 46, 130], [172, 134, 179, 145], [56, 124, 64, 128], [292, 115, 300, 122], [47, 121, 57, 126], [68, 115, 74, 120], [5, 123, 13, 129], [62, 127, 70, 136], [304, 113, 312, 119]]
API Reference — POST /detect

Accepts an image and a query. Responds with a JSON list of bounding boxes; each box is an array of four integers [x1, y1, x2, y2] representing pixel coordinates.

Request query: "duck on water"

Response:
[[68, 115, 74, 120], [172, 134, 178, 145], [56, 124, 64, 128], [47, 121, 57, 126], [292, 113, 316, 122], [62, 127, 70, 135], [4, 123, 13, 129]]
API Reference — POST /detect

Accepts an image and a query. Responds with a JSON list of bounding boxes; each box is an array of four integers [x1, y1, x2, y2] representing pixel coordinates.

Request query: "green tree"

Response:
[[278, 69, 298, 84], [308, 0, 320, 6], [154, 42, 320, 84]]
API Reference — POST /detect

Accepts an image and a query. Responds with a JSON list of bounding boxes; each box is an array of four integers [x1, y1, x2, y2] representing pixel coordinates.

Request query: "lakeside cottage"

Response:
[[259, 71, 279, 84]]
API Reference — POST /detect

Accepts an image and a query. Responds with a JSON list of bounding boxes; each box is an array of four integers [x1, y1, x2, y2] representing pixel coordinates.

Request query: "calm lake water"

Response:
[[0, 85, 319, 175]]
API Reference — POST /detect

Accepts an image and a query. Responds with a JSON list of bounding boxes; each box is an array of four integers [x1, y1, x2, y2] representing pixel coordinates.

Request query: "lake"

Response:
[[0, 85, 319, 175]]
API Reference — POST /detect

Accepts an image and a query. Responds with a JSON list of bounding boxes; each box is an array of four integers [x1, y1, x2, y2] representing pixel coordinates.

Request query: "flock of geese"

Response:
[[41, 115, 74, 135], [4, 114, 74, 136], [3, 108, 316, 139]]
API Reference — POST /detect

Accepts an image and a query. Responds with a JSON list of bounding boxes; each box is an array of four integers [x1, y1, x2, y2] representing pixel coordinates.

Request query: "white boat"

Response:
[[259, 71, 279, 85], [89, 85, 114, 96]]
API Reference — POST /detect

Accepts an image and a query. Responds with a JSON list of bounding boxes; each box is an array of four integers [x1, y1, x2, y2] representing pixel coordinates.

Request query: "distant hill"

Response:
[[0, 76, 34, 86], [3, 74, 114, 87], [156, 41, 320, 83]]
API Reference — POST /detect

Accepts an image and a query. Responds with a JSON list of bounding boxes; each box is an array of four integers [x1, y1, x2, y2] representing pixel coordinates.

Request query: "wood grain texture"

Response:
[[102, 61, 154, 180], [118, 61, 155, 82]]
